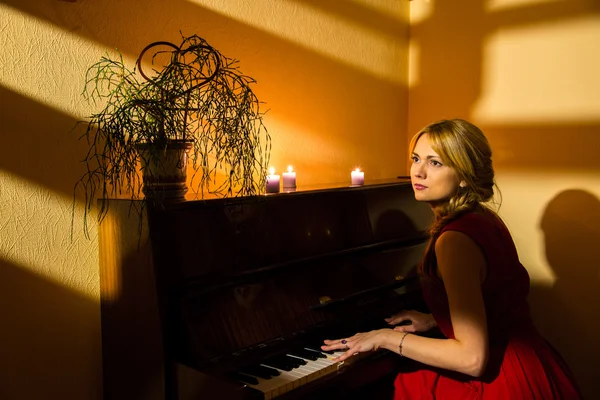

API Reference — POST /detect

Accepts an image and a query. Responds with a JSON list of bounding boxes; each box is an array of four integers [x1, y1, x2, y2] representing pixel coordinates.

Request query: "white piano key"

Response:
[[239, 350, 347, 399]]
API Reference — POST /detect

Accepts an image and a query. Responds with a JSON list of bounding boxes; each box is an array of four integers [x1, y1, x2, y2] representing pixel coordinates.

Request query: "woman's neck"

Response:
[[428, 201, 447, 217]]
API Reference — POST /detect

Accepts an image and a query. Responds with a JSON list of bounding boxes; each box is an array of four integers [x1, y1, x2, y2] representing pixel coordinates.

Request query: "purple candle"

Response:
[[266, 167, 280, 193], [351, 168, 364, 186], [282, 165, 297, 189]]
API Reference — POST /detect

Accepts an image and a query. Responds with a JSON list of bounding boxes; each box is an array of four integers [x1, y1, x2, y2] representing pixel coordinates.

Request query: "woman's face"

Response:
[[410, 133, 461, 208]]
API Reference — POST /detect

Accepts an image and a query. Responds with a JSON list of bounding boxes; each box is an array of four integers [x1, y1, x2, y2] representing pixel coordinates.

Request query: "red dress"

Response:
[[393, 211, 581, 399]]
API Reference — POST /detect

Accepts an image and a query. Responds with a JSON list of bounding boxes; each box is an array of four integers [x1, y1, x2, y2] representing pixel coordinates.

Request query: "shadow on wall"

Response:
[[529, 189, 600, 399], [482, 122, 600, 172], [1, 0, 408, 186], [0, 260, 102, 400], [0, 85, 91, 199], [407, 0, 600, 171], [405, 1, 600, 395], [408, 0, 600, 125], [0, 82, 102, 399], [0, 1, 409, 399]]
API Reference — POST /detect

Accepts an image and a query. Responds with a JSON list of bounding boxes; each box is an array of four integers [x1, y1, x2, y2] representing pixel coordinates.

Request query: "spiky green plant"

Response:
[[74, 33, 271, 236]]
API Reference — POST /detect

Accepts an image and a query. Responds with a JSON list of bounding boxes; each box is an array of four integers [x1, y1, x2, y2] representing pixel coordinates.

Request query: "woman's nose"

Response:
[[412, 163, 425, 178]]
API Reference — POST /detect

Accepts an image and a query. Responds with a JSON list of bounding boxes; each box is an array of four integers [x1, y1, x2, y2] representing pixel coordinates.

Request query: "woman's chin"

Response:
[[413, 192, 427, 202]]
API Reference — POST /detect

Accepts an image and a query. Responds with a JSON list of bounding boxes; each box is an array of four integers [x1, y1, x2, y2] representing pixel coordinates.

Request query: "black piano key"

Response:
[[281, 354, 304, 367], [305, 342, 335, 355], [287, 354, 307, 365], [303, 348, 327, 358], [257, 365, 280, 376], [239, 365, 274, 380], [262, 356, 294, 371], [288, 348, 319, 361], [231, 372, 259, 385], [284, 355, 301, 367]]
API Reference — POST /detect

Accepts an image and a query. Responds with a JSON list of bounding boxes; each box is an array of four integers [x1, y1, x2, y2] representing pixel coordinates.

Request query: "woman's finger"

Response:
[[386, 316, 408, 325], [334, 348, 358, 362], [323, 338, 345, 345], [387, 311, 414, 323], [322, 339, 351, 351]]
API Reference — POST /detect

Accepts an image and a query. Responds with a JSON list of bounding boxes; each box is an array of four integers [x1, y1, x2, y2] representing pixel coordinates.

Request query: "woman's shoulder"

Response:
[[441, 209, 509, 247], [443, 209, 498, 232]]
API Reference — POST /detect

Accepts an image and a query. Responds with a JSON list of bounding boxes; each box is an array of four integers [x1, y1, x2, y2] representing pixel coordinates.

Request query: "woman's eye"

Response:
[[431, 160, 442, 167], [411, 156, 419, 163]]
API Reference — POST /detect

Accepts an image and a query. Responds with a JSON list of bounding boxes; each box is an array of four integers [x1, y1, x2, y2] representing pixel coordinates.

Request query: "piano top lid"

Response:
[[157, 176, 414, 209], [101, 177, 413, 202], [147, 176, 431, 280]]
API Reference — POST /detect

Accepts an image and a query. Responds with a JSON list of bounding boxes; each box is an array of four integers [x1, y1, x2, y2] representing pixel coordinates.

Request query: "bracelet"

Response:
[[398, 332, 410, 357]]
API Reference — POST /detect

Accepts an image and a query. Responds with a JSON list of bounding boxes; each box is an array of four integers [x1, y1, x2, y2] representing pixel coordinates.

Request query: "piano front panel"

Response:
[[178, 242, 427, 366], [147, 179, 434, 398], [154, 182, 431, 280]]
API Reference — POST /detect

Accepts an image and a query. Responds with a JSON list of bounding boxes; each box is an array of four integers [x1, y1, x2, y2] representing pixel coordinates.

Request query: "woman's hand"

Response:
[[385, 310, 437, 333], [321, 329, 392, 362]]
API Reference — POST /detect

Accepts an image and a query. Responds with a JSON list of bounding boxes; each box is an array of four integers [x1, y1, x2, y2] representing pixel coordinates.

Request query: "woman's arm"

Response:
[[323, 230, 489, 377]]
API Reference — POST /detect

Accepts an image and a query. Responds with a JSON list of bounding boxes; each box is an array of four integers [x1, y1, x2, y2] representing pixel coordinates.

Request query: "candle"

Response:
[[351, 168, 364, 186], [266, 167, 280, 193], [282, 165, 297, 189]]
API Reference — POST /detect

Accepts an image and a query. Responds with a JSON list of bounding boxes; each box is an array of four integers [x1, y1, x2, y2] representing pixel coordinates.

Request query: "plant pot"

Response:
[[136, 140, 193, 202]]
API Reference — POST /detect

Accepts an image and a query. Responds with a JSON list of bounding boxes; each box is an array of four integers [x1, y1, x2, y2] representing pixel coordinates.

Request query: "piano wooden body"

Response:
[[99, 178, 433, 400]]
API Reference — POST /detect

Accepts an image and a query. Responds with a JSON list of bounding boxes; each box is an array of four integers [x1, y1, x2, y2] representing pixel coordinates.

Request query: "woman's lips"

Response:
[[414, 184, 427, 190]]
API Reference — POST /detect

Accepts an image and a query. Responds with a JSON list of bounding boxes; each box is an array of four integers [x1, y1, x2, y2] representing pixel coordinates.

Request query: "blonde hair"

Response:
[[410, 118, 500, 238]]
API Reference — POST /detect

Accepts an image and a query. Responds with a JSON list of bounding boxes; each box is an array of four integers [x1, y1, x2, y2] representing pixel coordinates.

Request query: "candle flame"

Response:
[[287, 165, 293, 173], [269, 167, 275, 175], [354, 168, 361, 172]]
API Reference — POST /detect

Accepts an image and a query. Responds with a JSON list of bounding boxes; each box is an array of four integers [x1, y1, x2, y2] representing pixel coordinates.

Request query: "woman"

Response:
[[322, 119, 581, 399]]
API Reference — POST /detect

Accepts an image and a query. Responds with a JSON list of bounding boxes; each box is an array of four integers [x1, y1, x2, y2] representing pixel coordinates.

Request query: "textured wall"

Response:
[[0, 1, 410, 398], [0, 3, 104, 399], [408, 0, 600, 397]]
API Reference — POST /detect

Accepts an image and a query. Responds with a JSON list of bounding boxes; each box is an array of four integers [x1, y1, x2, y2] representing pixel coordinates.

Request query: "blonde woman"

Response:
[[323, 119, 581, 399]]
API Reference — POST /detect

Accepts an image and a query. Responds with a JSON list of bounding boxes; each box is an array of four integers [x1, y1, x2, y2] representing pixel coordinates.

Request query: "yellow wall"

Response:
[[408, 0, 600, 397], [0, 1, 410, 399], [4, 0, 597, 398]]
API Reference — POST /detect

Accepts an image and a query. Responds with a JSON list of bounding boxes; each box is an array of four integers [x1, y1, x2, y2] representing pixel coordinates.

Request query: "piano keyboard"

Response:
[[234, 348, 347, 399]]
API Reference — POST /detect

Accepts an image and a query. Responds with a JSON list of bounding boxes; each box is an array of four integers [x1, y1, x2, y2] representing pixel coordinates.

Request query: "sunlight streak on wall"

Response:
[[0, 169, 99, 300], [409, 0, 434, 25], [473, 16, 600, 123], [350, 0, 406, 16], [185, 0, 408, 83], [408, 38, 420, 88], [0, 4, 134, 118], [98, 211, 122, 304], [486, 0, 564, 13]]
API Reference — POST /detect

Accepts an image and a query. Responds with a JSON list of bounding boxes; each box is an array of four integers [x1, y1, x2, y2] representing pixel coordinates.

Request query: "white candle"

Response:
[[282, 165, 297, 189], [266, 167, 280, 193], [351, 168, 364, 186]]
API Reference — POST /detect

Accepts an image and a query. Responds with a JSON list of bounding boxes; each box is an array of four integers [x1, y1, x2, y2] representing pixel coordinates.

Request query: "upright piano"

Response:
[[100, 178, 433, 400]]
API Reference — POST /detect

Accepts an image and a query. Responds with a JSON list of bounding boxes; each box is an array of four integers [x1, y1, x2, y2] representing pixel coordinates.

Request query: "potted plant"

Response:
[[73, 33, 271, 235]]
